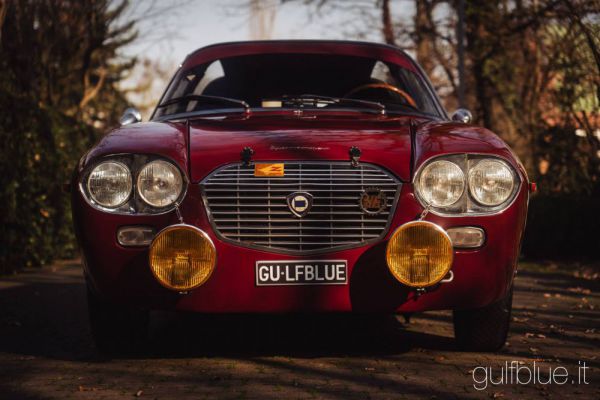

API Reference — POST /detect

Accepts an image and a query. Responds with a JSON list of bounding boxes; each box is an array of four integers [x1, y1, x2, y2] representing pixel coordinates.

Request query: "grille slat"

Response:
[[210, 211, 390, 216], [217, 226, 385, 231], [213, 176, 400, 180], [205, 188, 397, 193], [205, 182, 399, 186], [201, 162, 401, 253], [211, 173, 392, 178], [212, 218, 390, 223], [209, 203, 393, 208], [224, 233, 381, 238]]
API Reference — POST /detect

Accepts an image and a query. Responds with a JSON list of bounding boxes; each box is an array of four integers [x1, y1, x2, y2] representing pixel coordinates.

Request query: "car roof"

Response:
[[181, 40, 421, 74]]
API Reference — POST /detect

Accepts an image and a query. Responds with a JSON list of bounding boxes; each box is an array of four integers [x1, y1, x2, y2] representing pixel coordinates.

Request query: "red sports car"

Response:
[[72, 40, 530, 353]]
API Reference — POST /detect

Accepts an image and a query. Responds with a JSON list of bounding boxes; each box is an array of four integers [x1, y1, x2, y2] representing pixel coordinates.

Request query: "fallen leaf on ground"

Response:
[[78, 386, 99, 392], [568, 287, 591, 295], [523, 311, 536, 317]]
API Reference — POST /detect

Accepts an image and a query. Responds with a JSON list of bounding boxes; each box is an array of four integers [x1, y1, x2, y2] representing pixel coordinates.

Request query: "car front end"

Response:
[[72, 41, 529, 353]]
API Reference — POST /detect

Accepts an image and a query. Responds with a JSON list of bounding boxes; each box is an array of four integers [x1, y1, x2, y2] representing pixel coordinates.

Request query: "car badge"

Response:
[[287, 192, 313, 218], [359, 187, 387, 215], [254, 163, 284, 177]]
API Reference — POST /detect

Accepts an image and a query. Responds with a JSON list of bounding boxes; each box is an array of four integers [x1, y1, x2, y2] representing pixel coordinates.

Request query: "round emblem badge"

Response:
[[287, 192, 313, 217], [359, 187, 387, 215]]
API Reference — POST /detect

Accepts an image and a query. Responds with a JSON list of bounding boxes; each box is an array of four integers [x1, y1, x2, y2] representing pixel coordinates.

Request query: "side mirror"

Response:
[[451, 108, 472, 124], [120, 107, 142, 126]]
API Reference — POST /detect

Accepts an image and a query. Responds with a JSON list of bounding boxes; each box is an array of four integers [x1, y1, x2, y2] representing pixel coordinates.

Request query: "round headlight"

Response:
[[137, 160, 183, 207], [468, 159, 515, 206], [418, 160, 465, 207], [87, 161, 132, 208], [149, 225, 216, 291], [386, 221, 453, 287]]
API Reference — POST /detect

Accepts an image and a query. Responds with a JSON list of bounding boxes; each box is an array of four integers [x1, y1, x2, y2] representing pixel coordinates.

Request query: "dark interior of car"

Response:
[[202, 54, 379, 104], [156, 52, 439, 117]]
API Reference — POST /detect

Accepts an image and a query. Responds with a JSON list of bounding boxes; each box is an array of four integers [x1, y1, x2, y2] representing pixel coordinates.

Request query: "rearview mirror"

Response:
[[451, 108, 472, 124], [120, 107, 142, 126]]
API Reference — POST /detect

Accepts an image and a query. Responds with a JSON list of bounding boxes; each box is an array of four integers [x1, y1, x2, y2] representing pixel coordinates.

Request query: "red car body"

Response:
[[72, 41, 529, 317]]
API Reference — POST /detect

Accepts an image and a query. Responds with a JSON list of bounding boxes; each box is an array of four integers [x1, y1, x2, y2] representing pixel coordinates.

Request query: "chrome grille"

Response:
[[201, 162, 401, 253]]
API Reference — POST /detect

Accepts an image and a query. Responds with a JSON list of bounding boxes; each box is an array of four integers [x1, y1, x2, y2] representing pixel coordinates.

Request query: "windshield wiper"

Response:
[[282, 94, 386, 116], [156, 94, 250, 114]]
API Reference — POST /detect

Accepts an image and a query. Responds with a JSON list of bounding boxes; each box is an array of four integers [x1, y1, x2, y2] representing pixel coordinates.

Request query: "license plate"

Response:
[[255, 260, 348, 286]]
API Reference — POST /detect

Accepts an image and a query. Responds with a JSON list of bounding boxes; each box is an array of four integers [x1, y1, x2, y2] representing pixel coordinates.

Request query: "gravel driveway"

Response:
[[0, 260, 598, 399]]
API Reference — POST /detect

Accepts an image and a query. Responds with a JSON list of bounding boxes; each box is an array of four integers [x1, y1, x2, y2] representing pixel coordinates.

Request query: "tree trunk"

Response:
[[414, 0, 435, 77], [464, 0, 493, 128], [0, 0, 8, 42], [381, 0, 395, 45]]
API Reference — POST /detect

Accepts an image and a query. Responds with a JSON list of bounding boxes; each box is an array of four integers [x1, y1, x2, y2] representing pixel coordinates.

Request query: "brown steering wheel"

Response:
[[345, 83, 417, 108]]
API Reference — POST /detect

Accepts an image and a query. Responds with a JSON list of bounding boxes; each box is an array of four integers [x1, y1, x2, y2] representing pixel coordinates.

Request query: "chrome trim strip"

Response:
[[78, 154, 189, 216], [447, 226, 486, 249], [440, 270, 454, 283], [413, 153, 522, 217]]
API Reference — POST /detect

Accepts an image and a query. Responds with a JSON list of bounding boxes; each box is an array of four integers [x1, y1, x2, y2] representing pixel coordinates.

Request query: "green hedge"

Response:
[[0, 90, 98, 273], [522, 195, 600, 260]]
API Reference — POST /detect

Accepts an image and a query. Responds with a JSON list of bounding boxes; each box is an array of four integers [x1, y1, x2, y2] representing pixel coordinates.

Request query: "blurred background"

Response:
[[0, 0, 598, 273]]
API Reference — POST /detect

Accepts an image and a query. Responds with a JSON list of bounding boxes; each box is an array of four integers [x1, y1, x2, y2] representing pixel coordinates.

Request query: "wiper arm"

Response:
[[282, 94, 386, 116], [157, 94, 250, 114]]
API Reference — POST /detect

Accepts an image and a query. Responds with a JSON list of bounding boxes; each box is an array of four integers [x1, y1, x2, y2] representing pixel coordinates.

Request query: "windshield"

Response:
[[153, 53, 441, 119]]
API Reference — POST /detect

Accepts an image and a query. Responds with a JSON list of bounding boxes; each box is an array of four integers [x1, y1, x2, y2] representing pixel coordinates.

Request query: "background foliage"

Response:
[[0, 0, 134, 272], [0, 0, 599, 273]]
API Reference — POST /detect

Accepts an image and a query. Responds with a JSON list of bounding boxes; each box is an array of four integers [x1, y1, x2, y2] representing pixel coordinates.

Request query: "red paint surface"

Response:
[[188, 114, 415, 182]]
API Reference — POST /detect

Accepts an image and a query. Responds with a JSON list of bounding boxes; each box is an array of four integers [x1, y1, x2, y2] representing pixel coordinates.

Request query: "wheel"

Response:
[[453, 287, 513, 352], [86, 284, 149, 355]]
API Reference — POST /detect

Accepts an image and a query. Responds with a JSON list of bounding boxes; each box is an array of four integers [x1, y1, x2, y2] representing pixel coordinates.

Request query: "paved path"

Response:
[[0, 260, 598, 399]]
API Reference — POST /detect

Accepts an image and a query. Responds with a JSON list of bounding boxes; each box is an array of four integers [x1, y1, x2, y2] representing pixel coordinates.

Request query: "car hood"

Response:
[[189, 115, 415, 182]]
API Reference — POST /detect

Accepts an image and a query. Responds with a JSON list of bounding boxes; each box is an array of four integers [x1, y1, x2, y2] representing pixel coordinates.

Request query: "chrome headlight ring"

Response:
[[80, 154, 187, 215], [414, 154, 520, 215], [137, 160, 184, 208], [86, 161, 132, 208]]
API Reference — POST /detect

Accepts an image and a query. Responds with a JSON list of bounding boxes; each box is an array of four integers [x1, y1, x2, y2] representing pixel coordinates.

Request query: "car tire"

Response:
[[453, 287, 513, 352], [87, 285, 149, 355]]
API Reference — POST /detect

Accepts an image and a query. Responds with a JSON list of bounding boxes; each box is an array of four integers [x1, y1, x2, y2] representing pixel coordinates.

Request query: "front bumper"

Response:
[[73, 183, 528, 313]]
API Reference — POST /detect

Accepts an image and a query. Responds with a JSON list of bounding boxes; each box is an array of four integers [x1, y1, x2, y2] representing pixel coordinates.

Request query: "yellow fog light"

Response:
[[149, 225, 216, 291], [386, 221, 453, 288]]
